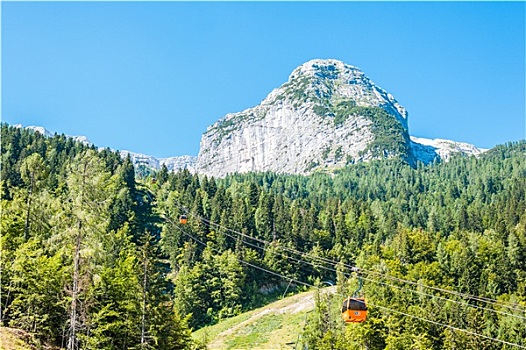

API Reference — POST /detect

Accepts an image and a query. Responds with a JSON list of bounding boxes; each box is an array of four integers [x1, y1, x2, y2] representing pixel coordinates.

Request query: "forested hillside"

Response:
[[1, 123, 525, 349], [1, 124, 200, 349]]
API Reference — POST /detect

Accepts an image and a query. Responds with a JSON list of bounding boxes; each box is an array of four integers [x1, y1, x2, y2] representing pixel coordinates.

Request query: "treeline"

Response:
[[2, 122, 525, 349], [154, 140, 526, 348], [1, 124, 201, 349]]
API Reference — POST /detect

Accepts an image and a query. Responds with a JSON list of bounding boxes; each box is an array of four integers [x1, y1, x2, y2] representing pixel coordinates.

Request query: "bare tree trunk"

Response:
[[140, 249, 148, 348], [0, 266, 2, 326], [24, 173, 34, 241], [68, 221, 82, 350]]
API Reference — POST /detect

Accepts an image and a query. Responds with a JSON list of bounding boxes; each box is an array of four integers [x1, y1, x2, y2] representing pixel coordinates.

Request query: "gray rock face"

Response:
[[197, 59, 411, 177], [159, 155, 197, 173], [119, 150, 197, 173], [410, 137, 488, 164]]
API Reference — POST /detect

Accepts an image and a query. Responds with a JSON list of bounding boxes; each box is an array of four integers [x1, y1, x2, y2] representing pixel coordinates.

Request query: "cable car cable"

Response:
[[198, 215, 526, 318], [171, 223, 313, 289], [167, 202, 525, 314], [365, 301, 526, 349], [357, 274, 526, 321], [170, 221, 526, 349], [189, 210, 526, 313], [206, 222, 342, 277]]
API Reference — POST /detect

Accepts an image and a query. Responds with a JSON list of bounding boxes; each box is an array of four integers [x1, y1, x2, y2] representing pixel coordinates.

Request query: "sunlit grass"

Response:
[[192, 288, 322, 349]]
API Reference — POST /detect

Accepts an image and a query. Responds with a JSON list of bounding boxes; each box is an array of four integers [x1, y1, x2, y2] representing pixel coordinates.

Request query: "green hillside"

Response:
[[192, 288, 330, 349]]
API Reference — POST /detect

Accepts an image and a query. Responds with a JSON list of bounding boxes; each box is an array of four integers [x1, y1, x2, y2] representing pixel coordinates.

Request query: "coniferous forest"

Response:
[[1, 123, 525, 349]]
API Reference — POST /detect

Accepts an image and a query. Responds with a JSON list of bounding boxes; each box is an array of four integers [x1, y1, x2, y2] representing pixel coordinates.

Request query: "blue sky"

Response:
[[2, 1, 525, 158]]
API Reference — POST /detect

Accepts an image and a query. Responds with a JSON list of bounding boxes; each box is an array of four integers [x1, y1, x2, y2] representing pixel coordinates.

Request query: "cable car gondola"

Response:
[[179, 215, 188, 224], [341, 296, 367, 323], [342, 274, 367, 323]]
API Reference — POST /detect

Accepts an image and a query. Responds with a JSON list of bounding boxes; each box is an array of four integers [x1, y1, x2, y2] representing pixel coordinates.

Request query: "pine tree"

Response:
[[63, 150, 116, 350], [20, 153, 49, 240]]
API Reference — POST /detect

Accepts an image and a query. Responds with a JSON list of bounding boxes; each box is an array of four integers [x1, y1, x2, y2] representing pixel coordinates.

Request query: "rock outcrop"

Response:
[[197, 59, 414, 177]]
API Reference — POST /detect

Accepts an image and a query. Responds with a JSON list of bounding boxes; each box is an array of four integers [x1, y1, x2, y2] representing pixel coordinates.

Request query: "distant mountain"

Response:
[[14, 124, 91, 145], [119, 150, 197, 173], [410, 136, 488, 164], [14, 124, 197, 173], [196, 59, 487, 177]]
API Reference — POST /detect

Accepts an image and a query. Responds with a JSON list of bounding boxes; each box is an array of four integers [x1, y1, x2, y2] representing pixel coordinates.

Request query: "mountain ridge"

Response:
[[12, 56, 490, 177], [12, 124, 198, 173], [196, 59, 487, 177], [11, 123, 487, 175]]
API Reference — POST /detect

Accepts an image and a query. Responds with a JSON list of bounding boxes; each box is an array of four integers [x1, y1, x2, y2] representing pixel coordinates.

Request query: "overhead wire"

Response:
[[167, 218, 312, 290], [199, 216, 341, 267], [205, 213, 524, 310], [190, 209, 526, 314], [204, 216, 526, 321], [190, 213, 525, 321], [365, 301, 526, 349], [167, 217, 526, 349], [201, 218, 341, 276], [358, 274, 526, 321], [353, 266, 524, 313]]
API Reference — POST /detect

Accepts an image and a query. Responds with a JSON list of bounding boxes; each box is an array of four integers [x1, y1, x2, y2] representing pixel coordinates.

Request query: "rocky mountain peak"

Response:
[[13, 59, 487, 179], [197, 59, 415, 177], [276, 59, 408, 129]]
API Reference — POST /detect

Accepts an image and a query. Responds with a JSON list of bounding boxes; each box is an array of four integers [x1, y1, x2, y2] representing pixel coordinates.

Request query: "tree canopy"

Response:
[[2, 123, 525, 349]]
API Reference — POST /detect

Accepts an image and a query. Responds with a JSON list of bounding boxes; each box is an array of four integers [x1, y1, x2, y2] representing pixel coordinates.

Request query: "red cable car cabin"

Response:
[[179, 215, 188, 224], [341, 297, 367, 323]]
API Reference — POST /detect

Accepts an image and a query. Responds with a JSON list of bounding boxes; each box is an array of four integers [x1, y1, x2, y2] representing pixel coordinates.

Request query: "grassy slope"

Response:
[[0, 327, 42, 350], [192, 288, 334, 349]]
